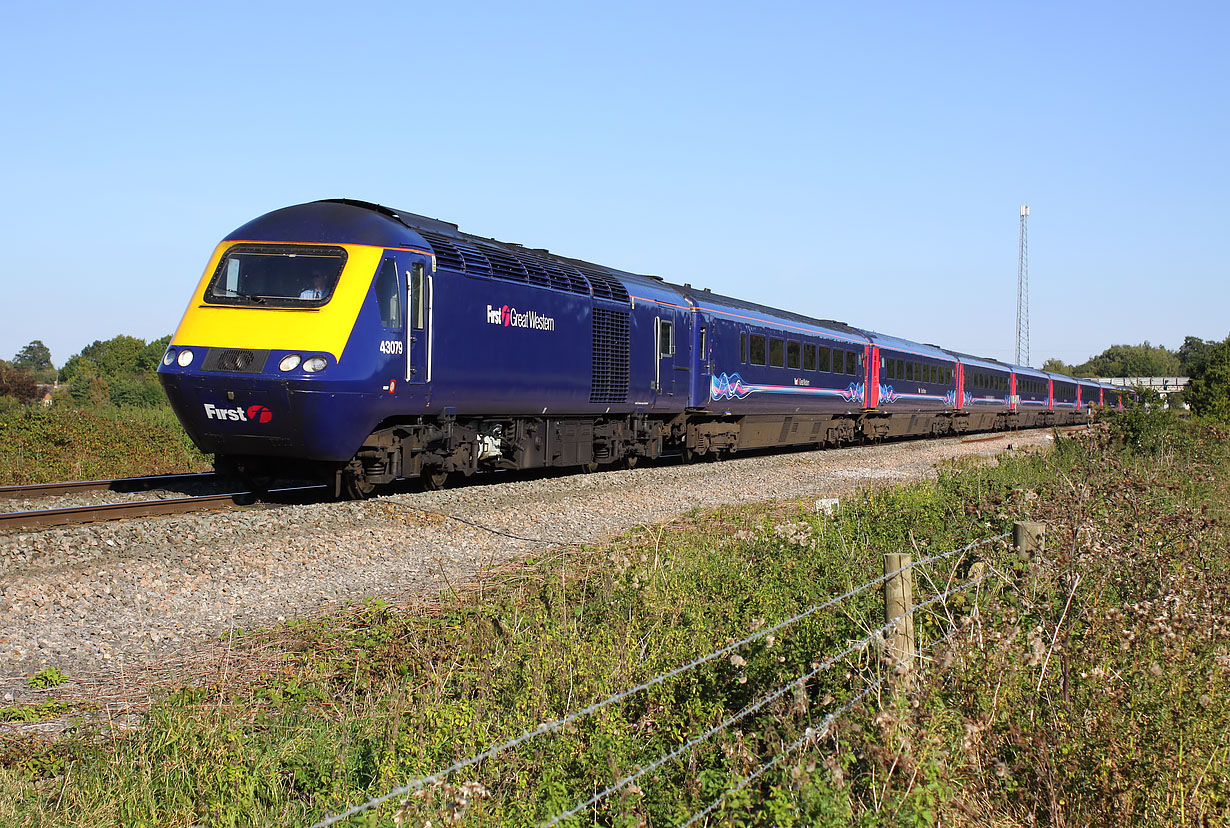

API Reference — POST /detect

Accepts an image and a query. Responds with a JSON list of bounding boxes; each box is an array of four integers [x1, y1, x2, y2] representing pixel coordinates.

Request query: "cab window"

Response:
[[374, 259, 402, 329]]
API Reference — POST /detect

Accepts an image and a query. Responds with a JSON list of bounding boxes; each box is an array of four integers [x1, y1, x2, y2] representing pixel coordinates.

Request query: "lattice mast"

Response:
[[1015, 204, 1030, 365]]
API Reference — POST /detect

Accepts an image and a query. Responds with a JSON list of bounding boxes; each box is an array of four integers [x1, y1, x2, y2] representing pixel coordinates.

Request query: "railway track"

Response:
[[0, 472, 221, 500], [0, 426, 1088, 531], [0, 474, 329, 530]]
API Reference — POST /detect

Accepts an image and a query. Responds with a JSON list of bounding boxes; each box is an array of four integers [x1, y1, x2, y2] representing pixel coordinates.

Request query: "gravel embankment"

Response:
[[0, 430, 1056, 708]]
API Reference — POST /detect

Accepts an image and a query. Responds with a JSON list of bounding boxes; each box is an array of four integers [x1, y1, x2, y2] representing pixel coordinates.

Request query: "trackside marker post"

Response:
[[884, 552, 915, 687]]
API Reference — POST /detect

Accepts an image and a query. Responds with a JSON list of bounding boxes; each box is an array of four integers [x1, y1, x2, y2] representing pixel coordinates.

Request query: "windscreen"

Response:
[[203, 244, 348, 307]]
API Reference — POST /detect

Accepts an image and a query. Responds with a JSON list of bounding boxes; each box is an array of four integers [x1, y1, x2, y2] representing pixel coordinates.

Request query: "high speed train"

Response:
[[157, 199, 1121, 497]]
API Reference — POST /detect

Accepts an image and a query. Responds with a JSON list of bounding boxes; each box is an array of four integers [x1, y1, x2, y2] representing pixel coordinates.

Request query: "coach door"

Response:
[[653, 311, 683, 404]]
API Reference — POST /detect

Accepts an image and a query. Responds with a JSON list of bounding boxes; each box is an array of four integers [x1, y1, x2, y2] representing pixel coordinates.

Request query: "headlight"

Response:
[[176, 349, 195, 367], [278, 354, 302, 372], [162, 350, 175, 366], [302, 356, 328, 373]]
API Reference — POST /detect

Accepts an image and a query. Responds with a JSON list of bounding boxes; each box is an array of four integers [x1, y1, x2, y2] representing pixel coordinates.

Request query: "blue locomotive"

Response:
[[157, 199, 1116, 497]]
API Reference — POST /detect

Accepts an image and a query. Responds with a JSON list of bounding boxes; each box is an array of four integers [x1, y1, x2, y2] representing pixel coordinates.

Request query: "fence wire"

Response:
[[307, 532, 1007, 828], [541, 571, 993, 827], [677, 627, 963, 828]]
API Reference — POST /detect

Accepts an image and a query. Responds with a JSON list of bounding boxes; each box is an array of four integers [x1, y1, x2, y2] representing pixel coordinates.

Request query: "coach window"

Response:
[[659, 320, 674, 357], [819, 346, 831, 372], [749, 334, 766, 365], [374, 259, 402, 329], [845, 351, 856, 375], [886, 359, 895, 379], [787, 341, 801, 370], [740, 332, 747, 363], [769, 338, 785, 368], [803, 343, 816, 371]]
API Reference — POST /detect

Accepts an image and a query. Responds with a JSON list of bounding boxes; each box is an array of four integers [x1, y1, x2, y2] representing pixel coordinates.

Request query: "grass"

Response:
[[0, 412, 1226, 826]]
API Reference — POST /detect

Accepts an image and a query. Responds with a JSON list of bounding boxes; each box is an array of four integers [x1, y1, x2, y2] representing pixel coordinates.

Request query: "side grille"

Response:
[[202, 349, 269, 373], [576, 266, 631, 303], [590, 309, 630, 404], [417, 228, 630, 304]]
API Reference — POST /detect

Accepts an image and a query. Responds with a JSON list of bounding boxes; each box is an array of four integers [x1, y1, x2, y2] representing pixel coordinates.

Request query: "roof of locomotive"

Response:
[[226, 199, 675, 303]]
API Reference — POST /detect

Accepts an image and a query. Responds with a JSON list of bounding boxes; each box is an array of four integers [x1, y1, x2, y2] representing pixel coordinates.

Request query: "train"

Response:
[[157, 199, 1124, 497]]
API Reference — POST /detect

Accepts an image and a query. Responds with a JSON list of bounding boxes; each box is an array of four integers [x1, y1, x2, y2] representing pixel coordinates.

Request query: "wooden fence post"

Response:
[[1013, 521, 1045, 559], [884, 552, 915, 686]]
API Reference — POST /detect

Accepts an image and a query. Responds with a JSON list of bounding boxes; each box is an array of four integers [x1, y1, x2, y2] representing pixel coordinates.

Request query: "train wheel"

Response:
[[342, 474, 377, 500], [422, 467, 449, 491], [623, 455, 639, 470]]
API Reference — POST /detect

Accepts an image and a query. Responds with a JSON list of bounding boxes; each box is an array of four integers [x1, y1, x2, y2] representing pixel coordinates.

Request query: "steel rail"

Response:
[[0, 485, 329, 530], [0, 472, 221, 500]]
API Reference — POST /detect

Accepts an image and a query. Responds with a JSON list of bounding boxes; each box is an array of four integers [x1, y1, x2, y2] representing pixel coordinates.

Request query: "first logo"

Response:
[[203, 403, 273, 423]]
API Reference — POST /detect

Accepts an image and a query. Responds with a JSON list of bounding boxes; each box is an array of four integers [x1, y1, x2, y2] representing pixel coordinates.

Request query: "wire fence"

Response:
[[308, 530, 1010, 828]]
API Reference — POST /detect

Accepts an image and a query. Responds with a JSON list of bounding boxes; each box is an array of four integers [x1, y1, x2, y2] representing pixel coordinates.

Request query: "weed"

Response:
[[27, 667, 68, 688]]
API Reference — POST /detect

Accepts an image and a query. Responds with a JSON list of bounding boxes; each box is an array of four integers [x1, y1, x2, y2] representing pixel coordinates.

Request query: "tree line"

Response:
[[0, 335, 171, 408], [1040, 337, 1213, 379]]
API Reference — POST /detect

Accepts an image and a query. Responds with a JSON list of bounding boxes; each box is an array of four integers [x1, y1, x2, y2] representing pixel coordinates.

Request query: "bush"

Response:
[[0, 404, 211, 484]]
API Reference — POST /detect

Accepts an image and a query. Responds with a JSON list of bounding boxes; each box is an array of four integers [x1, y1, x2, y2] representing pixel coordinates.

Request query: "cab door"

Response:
[[373, 252, 429, 390], [404, 258, 430, 385]]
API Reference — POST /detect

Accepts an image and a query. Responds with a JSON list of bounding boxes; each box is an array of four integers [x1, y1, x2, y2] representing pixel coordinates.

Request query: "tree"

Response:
[[1073, 342, 1180, 379], [57, 334, 172, 408], [12, 340, 56, 384], [1041, 358, 1075, 375], [1186, 336, 1230, 422], [1178, 336, 1215, 376], [0, 365, 39, 401], [59, 335, 147, 384]]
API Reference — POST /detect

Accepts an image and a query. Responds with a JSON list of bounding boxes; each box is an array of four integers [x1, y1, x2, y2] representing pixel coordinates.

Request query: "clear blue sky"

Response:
[[2, 1, 1226, 370]]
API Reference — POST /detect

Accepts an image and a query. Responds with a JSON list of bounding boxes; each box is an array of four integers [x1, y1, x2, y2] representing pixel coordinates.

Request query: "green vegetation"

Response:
[[0, 335, 215, 484], [1042, 340, 1184, 378], [27, 668, 69, 689], [0, 404, 211, 484], [0, 700, 75, 724], [58, 334, 172, 408], [1184, 336, 1230, 422], [2, 415, 1226, 826]]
